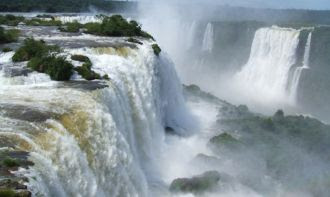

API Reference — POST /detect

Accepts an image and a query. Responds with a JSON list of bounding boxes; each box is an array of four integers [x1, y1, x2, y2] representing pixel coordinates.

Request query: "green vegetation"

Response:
[[2, 157, 19, 168], [24, 18, 62, 26], [127, 37, 143, 45], [0, 189, 16, 197], [102, 74, 110, 80], [2, 47, 13, 52], [75, 62, 101, 81], [59, 21, 81, 33], [71, 54, 102, 80], [152, 44, 161, 56], [28, 56, 74, 81], [12, 38, 60, 62], [84, 22, 102, 34], [209, 133, 243, 151], [0, 27, 20, 44], [83, 15, 153, 39], [0, 0, 137, 13], [71, 54, 90, 63], [0, 14, 25, 26], [36, 14, 55, 20], [170, 171, 221, 194]]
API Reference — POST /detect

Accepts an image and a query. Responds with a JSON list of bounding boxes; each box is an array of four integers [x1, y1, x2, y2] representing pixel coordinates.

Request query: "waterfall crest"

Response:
[[0, 39, 191, 196]]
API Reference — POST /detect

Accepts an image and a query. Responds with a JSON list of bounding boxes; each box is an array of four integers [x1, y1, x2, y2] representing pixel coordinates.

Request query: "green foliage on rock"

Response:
[[0, 14, 25, 26], [170, 171, 221, 194], [0, 189, 16, 197], [209, 133, 243, 151], [2, 157, 19, 168], [83, 15, 153, 39], [0, 27, 20, 44], [71, 54, 90, 63], [127, 37, 143, 45], [152, 44, 161, 56], [24, 18, 62, 26], [102, 74, 110, 80], [0, 0, 137, 13], [27, 56, 73, 81], [75, 62, 101, 81], [83, 22, 102, 34], [59, 21, 81, 32], [12, 38, 60, 62], [2, 47, 13, 52]]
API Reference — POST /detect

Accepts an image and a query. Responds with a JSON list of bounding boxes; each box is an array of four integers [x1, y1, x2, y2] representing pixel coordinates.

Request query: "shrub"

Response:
[[0, 27, 20, 44], [152, 44, 161, 56], [75, 62, 101, 81], [83, 15, 154, 39], [28, 56, 74, 81], [71, 54, 90, 63], [12, 38, 60, 62], [84, 22, 102, 34], [0, 14, 25, 26], [24, 18, 62, 26], [59, 21, 81, 33], [2, 157, 19, 167], [2, 47, 12, 52], [0, 189, 16, 197], [103, 74, 110, 80]]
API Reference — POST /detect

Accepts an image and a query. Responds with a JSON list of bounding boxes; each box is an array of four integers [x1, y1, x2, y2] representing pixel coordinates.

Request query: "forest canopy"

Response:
[[0, 0, 137, 13]]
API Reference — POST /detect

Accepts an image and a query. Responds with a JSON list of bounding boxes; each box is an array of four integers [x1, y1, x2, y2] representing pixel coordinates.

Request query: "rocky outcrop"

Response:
[[169, 171, 221, 194]]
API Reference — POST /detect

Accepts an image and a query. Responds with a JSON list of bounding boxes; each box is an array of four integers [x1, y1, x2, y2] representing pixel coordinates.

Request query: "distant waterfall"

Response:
[[235, 26, 300, 103], [186, 21, 197, 50], [289, 32, 312, 101], [202, 23, 214, 52]]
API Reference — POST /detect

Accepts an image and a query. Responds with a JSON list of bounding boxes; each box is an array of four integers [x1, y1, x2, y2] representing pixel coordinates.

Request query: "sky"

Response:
[[145, 0, 330, 10], [224, 0, 330, 10]]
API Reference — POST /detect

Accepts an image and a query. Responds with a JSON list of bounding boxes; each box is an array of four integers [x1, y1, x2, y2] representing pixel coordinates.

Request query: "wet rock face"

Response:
[[169, 171, 221, 194], [0, 104, 56, 122], [2, 64, 33, 77], [57, 80, 108, 91], [0, 150, 33, 197]]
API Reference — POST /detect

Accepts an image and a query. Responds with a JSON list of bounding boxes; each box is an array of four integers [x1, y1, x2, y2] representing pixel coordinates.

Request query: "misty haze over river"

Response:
[[1, 1, 330, 197]]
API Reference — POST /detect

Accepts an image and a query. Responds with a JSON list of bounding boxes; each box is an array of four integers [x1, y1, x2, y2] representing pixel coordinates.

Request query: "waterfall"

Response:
[[0, 39, 191, 196], [235, 26, 301, 103], [289, 32, 312, 102], [202, 23, 214, 52], [186, 21, 197, 50]]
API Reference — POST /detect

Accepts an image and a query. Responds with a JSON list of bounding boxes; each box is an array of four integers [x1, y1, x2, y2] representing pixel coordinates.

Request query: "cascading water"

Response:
[[55, 15, 102, 24], [185, 21, 197, 50], [0, 33, 191, 196], [289, 32, 312, 102], [202, 23, 214, 52], [235, 26, 301, 104]]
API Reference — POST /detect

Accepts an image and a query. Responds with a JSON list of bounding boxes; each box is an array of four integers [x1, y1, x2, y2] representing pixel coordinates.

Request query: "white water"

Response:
[[289, 32, 312, 102], [185, 21, 197, 50], [202, 23, 214, 52], [235, 26, 301, 105], [55, 15, 102, 24], [0, 36, 192, 196]]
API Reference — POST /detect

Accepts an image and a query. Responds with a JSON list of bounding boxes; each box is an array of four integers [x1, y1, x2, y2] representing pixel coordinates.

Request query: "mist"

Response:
[[133, 0, 330, 196]]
